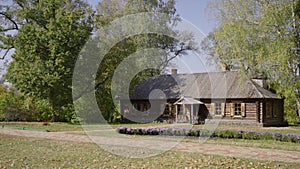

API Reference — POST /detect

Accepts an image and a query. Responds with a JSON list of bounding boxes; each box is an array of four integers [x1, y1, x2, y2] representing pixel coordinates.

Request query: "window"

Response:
[[266, 102, 273, 118], [215, 103, 222, 115], [234, 103, 241, 116], [230, 102, 246, 117], [211, 102, 225, 116]]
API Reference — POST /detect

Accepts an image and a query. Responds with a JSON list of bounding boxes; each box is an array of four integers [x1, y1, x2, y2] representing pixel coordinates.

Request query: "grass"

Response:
[[1, 122, 300, 153], [0, 134, 299, 169], [212, 124, 300, 135], [200, 138, 300, 152], [0, 122, 171, 132], [2, 122, 299, 134], [0, 122, 83, 132], [68, 126, 300, 152]]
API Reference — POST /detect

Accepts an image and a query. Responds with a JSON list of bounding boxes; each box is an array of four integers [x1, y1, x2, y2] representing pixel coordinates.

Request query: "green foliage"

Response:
[[204, 0, 300, 124], [0, 84, 78, 123], [58, 104, 79, 124], [5, 0, 93, 121], [86, 0, 196, 122], [2, 0, 194, 123], [0, 86, 31, 121], [30, 98, 53, 121]]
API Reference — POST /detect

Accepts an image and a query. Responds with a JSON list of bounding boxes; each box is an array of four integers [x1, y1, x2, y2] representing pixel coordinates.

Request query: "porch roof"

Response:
[[174, 97, 203, 105]]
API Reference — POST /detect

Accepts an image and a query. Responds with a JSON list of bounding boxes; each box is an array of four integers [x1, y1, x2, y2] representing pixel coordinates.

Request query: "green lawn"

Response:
[[1, 122, 299, 134], [0, 122, 83, 132], [0, 134, 298, 169], [1, 122, 300, 153], [202, 138, 300, 152]]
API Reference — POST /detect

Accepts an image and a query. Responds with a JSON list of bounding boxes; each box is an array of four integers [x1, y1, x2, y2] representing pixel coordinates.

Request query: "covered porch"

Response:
[[174, 97, 203, 124]]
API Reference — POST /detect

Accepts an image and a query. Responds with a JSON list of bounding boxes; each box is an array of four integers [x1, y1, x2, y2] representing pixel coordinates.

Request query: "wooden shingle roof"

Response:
[[130, 71, 281, 100]]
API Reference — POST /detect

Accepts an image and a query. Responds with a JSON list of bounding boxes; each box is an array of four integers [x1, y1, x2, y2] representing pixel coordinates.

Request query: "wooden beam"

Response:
[[191, 104, 193, 124], [175, 104, 178, 123]]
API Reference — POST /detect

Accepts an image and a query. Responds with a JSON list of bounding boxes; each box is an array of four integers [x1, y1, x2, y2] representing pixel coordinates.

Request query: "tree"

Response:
[[204, 0, 300, 123], [5, 0, 93, 121], [2, 0, 195, 123], [73, 0, 196, 122]]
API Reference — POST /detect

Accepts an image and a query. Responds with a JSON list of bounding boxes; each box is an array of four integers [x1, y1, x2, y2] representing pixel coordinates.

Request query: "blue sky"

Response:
[[176, 0, 215, 35], [173, 0, 217, 73]]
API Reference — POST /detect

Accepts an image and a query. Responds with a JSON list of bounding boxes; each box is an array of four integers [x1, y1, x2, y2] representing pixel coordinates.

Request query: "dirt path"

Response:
[[1, 128, 300, 163]]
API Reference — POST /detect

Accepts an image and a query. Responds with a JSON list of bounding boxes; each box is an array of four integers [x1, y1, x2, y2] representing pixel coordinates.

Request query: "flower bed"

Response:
[[116, 127, 300, 143]]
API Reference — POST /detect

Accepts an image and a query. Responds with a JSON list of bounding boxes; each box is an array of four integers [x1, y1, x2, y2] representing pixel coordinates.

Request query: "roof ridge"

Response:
[[161, 70, 240, 76]]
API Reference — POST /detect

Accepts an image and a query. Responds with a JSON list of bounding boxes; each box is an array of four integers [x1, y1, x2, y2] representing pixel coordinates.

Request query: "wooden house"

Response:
[[120, 70, 287, 127]]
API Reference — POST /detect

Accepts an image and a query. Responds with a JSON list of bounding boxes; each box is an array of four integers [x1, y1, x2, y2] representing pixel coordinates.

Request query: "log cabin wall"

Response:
[[122, 98, 285, 126], [203, 99, 259, 121], [262, 99, 285, 126], [244, 102, 257, 120]]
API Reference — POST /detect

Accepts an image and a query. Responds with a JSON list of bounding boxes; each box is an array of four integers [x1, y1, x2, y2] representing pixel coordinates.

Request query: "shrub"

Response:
[[282, 134, 299, 143], [58, 104, 80, 124], [31, 98, 53, 121], [0, 85, 79, 123], [0, 87, 31, 121]]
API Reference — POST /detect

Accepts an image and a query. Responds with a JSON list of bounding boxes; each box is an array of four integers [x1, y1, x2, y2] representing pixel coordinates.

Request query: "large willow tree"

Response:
[[203, 0, 300, 123]]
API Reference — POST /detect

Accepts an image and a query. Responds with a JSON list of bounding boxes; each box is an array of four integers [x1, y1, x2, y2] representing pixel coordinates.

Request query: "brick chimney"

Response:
[[171, 69, 177, 75]]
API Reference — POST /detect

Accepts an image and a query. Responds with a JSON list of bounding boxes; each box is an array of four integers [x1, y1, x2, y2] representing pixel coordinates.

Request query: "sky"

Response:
[[87, 0, 218, 73], [0, 0, 217, 78], [172, 0, 217, 73], [176, 0, 215, 35]]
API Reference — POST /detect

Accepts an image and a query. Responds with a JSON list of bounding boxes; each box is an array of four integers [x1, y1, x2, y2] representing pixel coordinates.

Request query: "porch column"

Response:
[[191, 104, 194, 124], [260, 102, 264, 123], [175, 104, 178, 123], [183, 104, 186, 122]]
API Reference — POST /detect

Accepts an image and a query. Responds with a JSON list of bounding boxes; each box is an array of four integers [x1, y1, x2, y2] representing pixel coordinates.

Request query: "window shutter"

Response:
[[211, 103, 215, 115], [241, 103, 246, 117], [221, 103, 225, 116], [230, 103, 234, 116]]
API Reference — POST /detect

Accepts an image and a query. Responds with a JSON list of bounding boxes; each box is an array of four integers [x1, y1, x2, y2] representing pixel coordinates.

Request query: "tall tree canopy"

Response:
[[204, 0, 300, 123], [90, 0, 196, 122], [4, 0, 93, 121], [1, 0, 195, 122]]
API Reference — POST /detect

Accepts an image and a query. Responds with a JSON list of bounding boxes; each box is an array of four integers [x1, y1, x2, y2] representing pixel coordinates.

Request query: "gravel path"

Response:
[[1, 128, 300, 163]]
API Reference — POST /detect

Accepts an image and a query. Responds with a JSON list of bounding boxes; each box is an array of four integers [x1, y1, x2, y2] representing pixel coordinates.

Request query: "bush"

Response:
[[0, 86, 32, 121], [58, 104, 80, 124], [31, 98, 53, 121], [0, 85, 79, 123]]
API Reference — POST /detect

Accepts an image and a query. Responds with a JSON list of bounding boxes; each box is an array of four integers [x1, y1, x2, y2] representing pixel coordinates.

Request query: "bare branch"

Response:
[[0, 47, 13, 60], [159, 47, 187, 70], [73, 75, 111, 102], [0, 12, 19, 30]]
